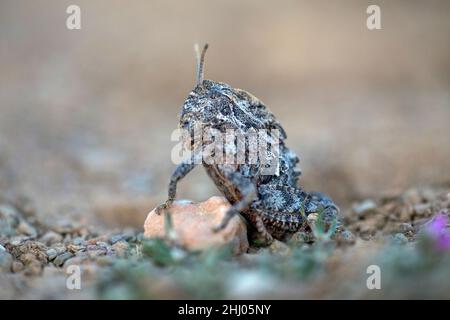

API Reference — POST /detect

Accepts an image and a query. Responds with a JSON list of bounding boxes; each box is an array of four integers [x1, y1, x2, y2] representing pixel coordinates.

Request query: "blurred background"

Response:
[[1, 0, 449, 229]]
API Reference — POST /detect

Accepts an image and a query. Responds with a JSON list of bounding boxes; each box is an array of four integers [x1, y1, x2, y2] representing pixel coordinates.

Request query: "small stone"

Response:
[[335, 230, 356, 245], [52, 245, 67, 255], [96, 241, 109, 248], [86, 235, 109, 245], [86, 244, 98, 251], [403, 189, 423, 205], [53, 252, 74, 267], [392, 233, 408, 244], [11, 261, 24, 273], [46, 248, 58, 261], [66, 244, 86, 253], [398, 223, 413, 233], [40, 231, 63, 246], [110, 234, 124, 244], [112, 241, 129, 257], [352, 199, 377, 216], [122, 229, 138, 241], [72, 237, 85, 246], [399, 206, 413, 222], [8, 236, 25, 246], [0, 250, 13, 272], [14, 196, 36, 217], [0, 204, 19, 220], [51, 218, 82, 234], [16, 221, 37, 237], [4, 240, 48, 276], [414, 203, 431, 216], [388, 213, 399, 222], [144, 196, 249, 254], [0, 204, 19, 236]]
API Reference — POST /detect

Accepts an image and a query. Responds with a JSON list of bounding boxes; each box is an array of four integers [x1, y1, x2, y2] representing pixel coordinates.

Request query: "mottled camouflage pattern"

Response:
[[157, 45, 343, 242], [157, 77, 342, 242]]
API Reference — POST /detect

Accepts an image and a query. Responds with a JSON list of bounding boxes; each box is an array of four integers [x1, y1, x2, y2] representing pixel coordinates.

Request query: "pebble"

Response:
[[51, 218, 79, 234], [392, 233, 409, 244], [66, 244, 86, 253], [336, 230, 356, 244], [0, 204, 19, 236], [0, 204, 19, 220], [122, 229, 138, 241], [53, 252, 74, 267], [16, 221, 37, 237], [40, 231, 63, 246], [144, 196, 249, 254], [11, 261, 24, 273], [403, 189, 423, 205], [96, 241, 109, 248], [398, 223, 413, 233], [53, 245, 67, 255], [112, 241, 129, 257], [414, 203, 431, 216], [87, 235, 109, 245], [86, 245, 99, 251], [46, 248, 58, 261], [110, 234, 124, 244], [72, 237, 85, 246], [0, 250, 13, 272], [352, 199, 377, 216], [8, 236, 30, 246]]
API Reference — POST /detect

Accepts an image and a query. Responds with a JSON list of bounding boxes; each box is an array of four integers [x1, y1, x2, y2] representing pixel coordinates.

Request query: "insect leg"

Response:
[[155, 160, 197, 214], [254, 214, 273, 243], [213, 171, 256, 232]]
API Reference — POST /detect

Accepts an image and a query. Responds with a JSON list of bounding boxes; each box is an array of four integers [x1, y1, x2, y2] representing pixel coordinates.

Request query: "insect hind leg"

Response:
[[254, 214, 273, 244], [212, 170, 256, 233]]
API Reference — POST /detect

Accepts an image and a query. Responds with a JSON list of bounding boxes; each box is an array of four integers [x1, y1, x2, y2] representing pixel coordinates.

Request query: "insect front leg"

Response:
[[212, 171, 256, 232], [155, 160, 197, 214]]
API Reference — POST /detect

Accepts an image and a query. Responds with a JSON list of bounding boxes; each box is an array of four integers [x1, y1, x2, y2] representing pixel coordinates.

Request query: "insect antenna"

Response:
[[194, 43, 209, 85]]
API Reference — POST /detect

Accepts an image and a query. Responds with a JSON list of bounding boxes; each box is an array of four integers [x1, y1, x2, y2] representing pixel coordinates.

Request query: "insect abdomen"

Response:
[[259, 210, 304, 233]]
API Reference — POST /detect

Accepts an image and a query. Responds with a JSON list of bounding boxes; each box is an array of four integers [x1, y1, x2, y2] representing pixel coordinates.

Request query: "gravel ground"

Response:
[[0, 185, 448, 299]]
